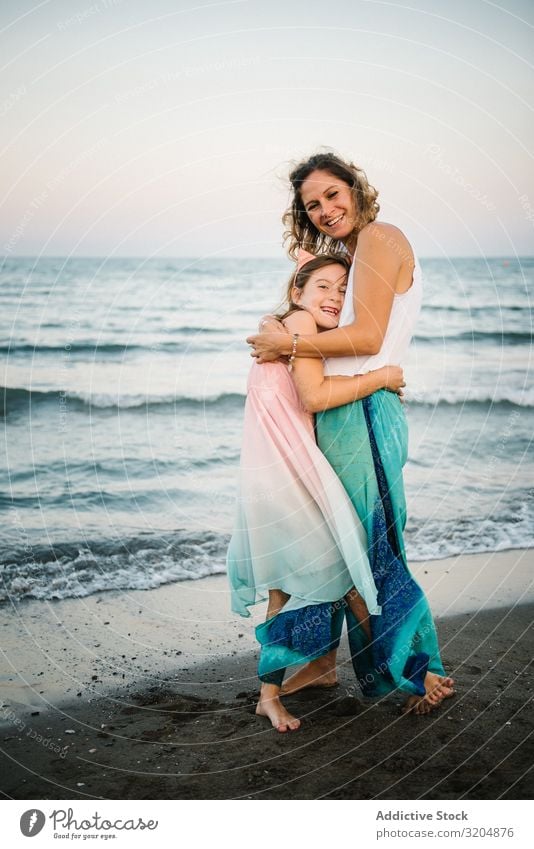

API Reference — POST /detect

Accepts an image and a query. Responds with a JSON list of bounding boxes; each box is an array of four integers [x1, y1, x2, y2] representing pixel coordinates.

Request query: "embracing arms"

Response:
[[247, 224, 406, 361], [284, 310, 404, 414]]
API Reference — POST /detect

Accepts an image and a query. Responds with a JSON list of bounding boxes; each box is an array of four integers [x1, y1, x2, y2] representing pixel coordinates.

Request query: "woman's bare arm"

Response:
[[283, 311, 404, 414], [247, 224, 405, 361]]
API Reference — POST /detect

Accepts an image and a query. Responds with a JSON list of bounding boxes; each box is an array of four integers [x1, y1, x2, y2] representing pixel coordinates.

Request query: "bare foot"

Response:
[[402, 672, 455, 716], [256, 685, 301, 732], [281, 650, 338, 695]]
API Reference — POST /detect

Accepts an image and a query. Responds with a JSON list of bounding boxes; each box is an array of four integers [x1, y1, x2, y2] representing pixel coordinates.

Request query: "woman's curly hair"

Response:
[[282, 151, 380, 259]]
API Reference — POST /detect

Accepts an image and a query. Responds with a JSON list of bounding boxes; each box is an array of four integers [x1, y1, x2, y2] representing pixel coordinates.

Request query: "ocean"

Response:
[[1, 255, 532, 604]]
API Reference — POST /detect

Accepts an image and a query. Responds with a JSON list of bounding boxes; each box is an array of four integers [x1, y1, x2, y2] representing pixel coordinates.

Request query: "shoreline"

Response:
[[1, 548, 532, 713], [1, 548, 533, 799]]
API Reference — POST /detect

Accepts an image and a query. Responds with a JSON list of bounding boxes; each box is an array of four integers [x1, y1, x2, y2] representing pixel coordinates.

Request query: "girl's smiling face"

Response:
[[292, 262, 347, 329], [300, 169, 357, 243]]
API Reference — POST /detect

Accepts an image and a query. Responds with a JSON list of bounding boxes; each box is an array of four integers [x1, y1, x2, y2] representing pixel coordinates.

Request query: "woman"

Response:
[[227, 251, 406, 731], [247, 152, 454, 714]]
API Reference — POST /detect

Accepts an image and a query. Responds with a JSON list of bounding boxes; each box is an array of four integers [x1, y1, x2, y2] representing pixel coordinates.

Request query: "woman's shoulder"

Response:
[[358, 221, 414, 264], [358, 220, 410, 243], [282, 309, 317, 334]]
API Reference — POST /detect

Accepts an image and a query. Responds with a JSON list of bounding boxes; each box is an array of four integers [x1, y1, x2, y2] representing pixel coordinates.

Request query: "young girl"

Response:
[[227, 251, 405, 732]]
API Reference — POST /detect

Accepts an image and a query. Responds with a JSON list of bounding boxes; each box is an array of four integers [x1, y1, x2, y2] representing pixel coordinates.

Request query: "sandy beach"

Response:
[[1, 548, 533, 800]]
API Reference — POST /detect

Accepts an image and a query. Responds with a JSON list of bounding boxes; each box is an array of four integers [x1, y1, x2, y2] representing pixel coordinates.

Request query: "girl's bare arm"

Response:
[[284, 311, 404, 414]]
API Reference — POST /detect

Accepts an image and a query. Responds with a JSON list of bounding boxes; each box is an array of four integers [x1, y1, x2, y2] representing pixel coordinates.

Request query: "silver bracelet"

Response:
[[288, 333, 299, 370]]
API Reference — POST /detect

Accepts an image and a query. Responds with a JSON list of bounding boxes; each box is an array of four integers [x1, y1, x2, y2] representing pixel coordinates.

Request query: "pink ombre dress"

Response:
[[227, 359, 380, 620]]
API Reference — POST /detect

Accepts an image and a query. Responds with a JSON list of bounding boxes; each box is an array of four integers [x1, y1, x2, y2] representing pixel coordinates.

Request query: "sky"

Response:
[[1, 0, 533, 258]]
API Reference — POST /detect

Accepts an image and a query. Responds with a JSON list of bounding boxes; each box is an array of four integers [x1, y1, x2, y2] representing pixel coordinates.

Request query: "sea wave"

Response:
[[6, 452, 239, 486], [2, 328, 531, 357], [423, 304, 528, 313], [1, 386, 246, 415], [414, 330, 533, 345], [406, 501, 534, 561], [0, 509, 532, 604], [0, 530, 230, 604], [408, 387, 534, 408], [0, 329, 229, 355], [3, 384, 534, 416]]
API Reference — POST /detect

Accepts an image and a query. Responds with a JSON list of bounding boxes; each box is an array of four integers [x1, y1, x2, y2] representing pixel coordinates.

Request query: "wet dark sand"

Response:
[[1, 603, 532, 800]]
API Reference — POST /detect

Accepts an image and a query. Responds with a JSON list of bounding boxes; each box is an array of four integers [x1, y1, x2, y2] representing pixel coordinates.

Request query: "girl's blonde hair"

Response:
[[275, 253, 352, 322], [282, 151, 380, 259]]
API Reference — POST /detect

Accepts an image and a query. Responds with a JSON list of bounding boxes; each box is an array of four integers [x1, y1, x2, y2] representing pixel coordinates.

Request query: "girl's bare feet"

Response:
[[282, 588, 370, 696], [281, 649, 338, 695], [256, 684, 301, 732], [402, 672, 455, 715]]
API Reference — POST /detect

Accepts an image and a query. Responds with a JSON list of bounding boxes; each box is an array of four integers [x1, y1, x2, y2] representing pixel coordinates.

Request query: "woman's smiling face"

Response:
[[300, 169, 357, 243], [292, 262, 347, 329]]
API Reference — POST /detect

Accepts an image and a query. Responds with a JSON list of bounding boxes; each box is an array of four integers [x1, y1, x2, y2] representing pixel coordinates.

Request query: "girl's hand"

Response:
[[246, 331, 290, 362], [377, 365, 406, 395], [257, 314, 285, 333]]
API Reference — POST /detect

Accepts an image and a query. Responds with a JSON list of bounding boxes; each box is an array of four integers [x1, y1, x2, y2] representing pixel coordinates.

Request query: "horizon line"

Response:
[[2, 254, 534, 261]]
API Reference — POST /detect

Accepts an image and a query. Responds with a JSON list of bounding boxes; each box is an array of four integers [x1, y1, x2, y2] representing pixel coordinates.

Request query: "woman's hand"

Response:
[[375, 365, 406, 398]]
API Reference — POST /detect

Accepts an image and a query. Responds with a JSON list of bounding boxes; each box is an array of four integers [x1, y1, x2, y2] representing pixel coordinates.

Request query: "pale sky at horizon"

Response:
[[1, 0, 533, 259]]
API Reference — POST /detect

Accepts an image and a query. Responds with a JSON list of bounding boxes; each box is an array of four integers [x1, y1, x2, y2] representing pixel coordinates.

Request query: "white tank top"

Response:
[[323, 242, 423, 376]]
